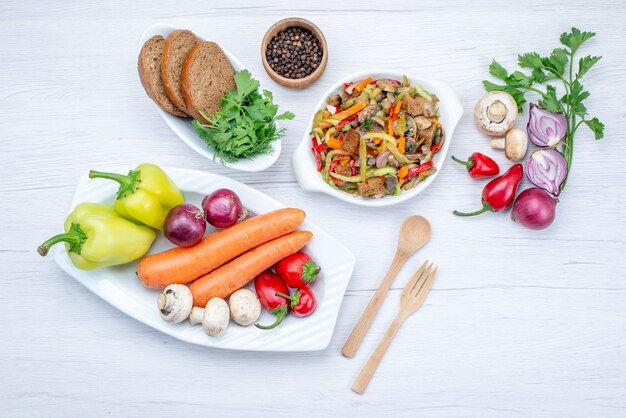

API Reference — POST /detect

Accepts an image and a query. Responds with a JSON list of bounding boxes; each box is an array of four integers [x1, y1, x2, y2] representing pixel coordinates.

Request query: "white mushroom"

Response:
[[491, 128, 529, 161], [189, 298, 230, 337], [157, 284, 193, 323], [474, 91, 518, 136], [228, 289, 261, 326]]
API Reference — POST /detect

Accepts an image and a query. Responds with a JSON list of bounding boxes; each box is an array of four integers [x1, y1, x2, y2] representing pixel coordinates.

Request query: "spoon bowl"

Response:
[[397, 216, 431, 256]]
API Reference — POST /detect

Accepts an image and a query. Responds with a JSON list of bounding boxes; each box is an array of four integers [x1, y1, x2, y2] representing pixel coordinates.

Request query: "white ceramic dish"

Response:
[[139, 23, 281, 172], [54, 167, 355, 351], [292, 70, 464, 207]]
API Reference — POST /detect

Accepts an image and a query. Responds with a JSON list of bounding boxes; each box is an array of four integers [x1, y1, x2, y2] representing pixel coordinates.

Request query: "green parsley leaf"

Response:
[[584, 117, 604, 139], [488, 60, 508, 80], [577, 55, 602, 78], [193, 70, 294, 163], [518, 52, 544, 69], [539, 85, 563, 113], [560, 27, 596, 53]]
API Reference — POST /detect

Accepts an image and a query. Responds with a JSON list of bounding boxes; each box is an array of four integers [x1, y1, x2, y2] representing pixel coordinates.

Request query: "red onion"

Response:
[[511, 188, 557, 230], [202, 188, 249, 228], [164, 204, 206, 247], [375, 150, 391, 168], [527, 103, 568, 148], [525, 149, 568, 197]]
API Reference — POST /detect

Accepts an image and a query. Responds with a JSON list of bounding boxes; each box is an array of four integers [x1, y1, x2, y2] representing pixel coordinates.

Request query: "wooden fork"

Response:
[[352, 261, 438, 394]]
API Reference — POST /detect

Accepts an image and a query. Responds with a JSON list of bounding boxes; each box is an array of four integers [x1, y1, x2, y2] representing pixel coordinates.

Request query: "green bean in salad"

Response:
[[310, 75, 445, 198]]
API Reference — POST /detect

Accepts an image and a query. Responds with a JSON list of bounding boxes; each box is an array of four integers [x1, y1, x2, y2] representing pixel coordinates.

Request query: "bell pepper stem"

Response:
[[255, 305, 289, 330], [453, 201, 493, 217], [37, 223, 87, 256], [451, 155, 472, 168], [88, 169, 140, 199]]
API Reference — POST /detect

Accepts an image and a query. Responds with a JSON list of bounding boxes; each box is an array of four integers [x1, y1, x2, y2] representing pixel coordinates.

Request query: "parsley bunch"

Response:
[[483, 27, 604, 185], [193, 70, 295, 163]]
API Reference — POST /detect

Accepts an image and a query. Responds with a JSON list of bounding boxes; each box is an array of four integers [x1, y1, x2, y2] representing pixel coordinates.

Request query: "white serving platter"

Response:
[[54, 167, 355, 351], [139, 23, 282, 172], [292, 69, 464, 207]]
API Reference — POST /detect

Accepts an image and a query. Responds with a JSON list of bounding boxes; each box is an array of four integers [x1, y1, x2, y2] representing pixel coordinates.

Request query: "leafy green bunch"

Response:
[[483, 27, 604, 176], [193, 69, 295, 163]]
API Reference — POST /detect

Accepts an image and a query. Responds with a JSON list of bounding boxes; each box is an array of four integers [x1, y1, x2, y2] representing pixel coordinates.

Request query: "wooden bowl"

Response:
[[261, 17, 328, 89]]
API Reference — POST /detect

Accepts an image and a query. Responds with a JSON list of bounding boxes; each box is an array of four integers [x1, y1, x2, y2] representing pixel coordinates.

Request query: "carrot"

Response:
[[397, 136, 406, 154], [354, 77, 373, 93], [394, 99, 403, 116], [326, 136, 342, 150], [330, 101, 366, 122], [190, 231, 313, 306], [398, 166, 409, 178], [137, 208, 305, 289]]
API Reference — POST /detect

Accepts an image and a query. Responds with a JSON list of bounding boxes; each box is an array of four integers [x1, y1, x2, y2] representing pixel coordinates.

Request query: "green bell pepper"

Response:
[[37, 203, 156, 270], [88, 163, 184, 229]]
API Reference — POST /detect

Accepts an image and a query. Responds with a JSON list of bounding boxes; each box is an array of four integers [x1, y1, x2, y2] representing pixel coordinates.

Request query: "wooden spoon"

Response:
[[341, 215, 431, 358]]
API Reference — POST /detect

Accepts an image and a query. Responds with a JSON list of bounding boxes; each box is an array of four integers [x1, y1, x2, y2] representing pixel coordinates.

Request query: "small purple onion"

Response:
[[527, 103, 568, 148], [164, 204, 206, 247], [202, 188, 248, 229], [511, 188, 557, 230], [525, 149, 568, 197]]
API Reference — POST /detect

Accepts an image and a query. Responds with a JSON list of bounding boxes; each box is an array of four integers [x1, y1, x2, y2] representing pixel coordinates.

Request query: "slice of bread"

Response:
[[161, 30, 199, 114], [181, 41, 236, 123], [138, 35, 188, 117]]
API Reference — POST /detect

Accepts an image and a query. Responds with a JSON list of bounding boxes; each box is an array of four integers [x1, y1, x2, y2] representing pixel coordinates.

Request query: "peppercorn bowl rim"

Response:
[[292, 69, 464, 207], [261, 17, 328, 89], [139, 22, 282, 172]]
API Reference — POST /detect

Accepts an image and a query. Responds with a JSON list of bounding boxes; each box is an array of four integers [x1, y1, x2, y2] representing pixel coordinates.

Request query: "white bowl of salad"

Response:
[[292, 70, 463, 207]]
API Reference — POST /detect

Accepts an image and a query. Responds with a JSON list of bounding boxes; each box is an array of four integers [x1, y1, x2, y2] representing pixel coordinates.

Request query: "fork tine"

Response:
[[401, 260, 428, 297], [413, 265, 438, 301], [409, 262, 433, 296]]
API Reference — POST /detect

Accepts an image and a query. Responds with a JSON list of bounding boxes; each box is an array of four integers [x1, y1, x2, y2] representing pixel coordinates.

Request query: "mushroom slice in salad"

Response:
[[310, 75, 444, 198]]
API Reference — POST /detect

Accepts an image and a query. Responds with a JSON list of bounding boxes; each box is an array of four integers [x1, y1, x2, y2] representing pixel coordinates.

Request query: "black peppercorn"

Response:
[[266, 26, 323, 79]]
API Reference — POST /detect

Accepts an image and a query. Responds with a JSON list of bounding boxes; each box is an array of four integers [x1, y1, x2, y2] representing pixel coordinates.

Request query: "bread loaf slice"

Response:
[[181, 41, 236, 123], [161, 30, 199, 114], [138, 35, 188, 117]]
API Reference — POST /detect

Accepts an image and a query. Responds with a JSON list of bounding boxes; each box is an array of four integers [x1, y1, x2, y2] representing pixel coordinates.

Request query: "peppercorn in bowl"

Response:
[[292, 70, 464, 207], [261, 18, 328, 89]]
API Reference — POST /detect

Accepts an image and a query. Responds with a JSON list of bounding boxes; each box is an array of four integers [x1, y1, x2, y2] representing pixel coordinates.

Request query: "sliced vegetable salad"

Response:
[[310, 75, 445, 198]]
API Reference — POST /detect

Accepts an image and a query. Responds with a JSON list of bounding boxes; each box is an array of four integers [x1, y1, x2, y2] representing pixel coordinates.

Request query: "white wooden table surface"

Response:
[[2, 1, 626, 416]]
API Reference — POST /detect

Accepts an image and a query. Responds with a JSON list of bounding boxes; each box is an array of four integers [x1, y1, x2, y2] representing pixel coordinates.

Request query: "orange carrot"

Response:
[[397, 136, 406, 154], [190, 231, 313, 306], [394, 99, 403, 116], [326, 136, 342, 150], [354, 77, 373, 93], [137, 208, 305, 289], [330, 101, 366, 121], [398, 166, 409, 178]]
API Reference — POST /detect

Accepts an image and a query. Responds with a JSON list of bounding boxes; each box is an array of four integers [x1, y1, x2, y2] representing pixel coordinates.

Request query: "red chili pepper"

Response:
[[254, 270, 290, 330], [336, 113, 359, 130], [451, 152, 499, 179], [276, 252, 321, 288], [275, 287, 317, 317], [407, 161, 433, 177], [454, 164, 523, 217]]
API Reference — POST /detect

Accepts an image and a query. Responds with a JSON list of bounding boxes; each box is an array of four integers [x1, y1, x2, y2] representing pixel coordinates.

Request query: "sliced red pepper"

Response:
[[430, 143, 442, 153], [343, 82, 351, 88], [311, 137, 325, 172], [407, 161, 433, 177], [336, 113, 359, 130]]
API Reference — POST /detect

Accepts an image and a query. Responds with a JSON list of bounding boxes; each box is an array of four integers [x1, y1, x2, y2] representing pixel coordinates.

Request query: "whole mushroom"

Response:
[[491, 128, 529, 162], [189, 298, 230, 337], [157, 284, 193, 323], [228, 289, 261, 326], [474, 91, 518, 136]]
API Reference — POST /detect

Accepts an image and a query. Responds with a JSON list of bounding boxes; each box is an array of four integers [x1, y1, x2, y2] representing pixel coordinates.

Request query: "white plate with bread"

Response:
[[138, 23, 282, 172]]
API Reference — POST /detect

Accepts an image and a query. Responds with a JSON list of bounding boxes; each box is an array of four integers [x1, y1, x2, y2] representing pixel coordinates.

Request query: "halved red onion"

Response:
[[527, 103, 568, 148], [525, 149, 568, 197]]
